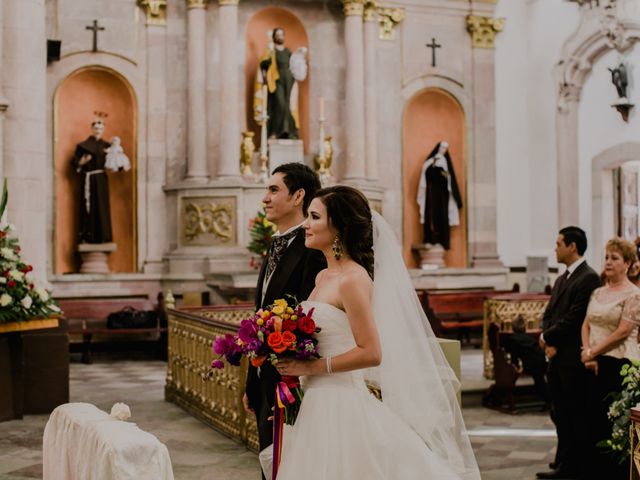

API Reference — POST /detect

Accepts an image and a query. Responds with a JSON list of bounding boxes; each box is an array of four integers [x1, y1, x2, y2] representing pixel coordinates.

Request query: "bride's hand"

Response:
[[276, 358, 315, 377]]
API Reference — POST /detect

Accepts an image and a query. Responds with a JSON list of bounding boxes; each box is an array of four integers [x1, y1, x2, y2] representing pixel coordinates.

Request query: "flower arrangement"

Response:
[[247, 207, 275, 269], [0, 179, 60, 324], [210, 297, 320, 424], [599, 359, 640, 462]]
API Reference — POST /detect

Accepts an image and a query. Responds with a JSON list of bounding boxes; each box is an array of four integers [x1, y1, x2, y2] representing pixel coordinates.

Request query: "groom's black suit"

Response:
[[541, 260, 600, 476], [246, 229, 325, 465]]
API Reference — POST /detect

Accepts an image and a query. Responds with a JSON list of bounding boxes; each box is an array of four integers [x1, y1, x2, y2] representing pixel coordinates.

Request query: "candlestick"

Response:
[[319, 97, 325, 121]]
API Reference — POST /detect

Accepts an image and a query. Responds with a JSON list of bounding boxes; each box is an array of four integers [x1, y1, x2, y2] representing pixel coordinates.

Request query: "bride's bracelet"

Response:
[[326, 356, 333, 374]]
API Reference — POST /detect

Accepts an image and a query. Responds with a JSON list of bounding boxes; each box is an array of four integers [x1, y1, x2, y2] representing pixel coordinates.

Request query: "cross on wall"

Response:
[[85, 19, 105, 52], [426, 38, 441, 67]]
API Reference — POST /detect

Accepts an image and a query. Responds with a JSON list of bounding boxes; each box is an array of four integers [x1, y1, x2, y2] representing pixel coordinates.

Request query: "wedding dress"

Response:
[[274, 213, 480, 480]]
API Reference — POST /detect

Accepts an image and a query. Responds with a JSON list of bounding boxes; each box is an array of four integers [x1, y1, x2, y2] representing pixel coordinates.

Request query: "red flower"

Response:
[[14, 247, 20, 253], [7, 281, 15, 288], [3, 271, 9, 278], [297, 316, 316, 334], [29, 283, 34, 290], [251, 356, 266, 367], [282, 319, 297, 332], [0, 231, 5, 238]]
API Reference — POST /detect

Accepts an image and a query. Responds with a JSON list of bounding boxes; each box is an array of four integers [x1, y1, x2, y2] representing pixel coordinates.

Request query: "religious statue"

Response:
[[609, 61, 629, 101], [240, 131, 255, 176], [253, 28, 308, 139], [72, 114, 115, 244], [416, 141, 463, 250]]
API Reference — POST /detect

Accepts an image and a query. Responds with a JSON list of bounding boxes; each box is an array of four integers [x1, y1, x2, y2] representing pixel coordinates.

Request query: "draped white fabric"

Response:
[[369, 212, 480, 480], [43, 403, 174, 480]]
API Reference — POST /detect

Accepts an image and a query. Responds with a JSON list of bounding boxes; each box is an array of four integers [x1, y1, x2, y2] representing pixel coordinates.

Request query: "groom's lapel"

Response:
[[254, 252, 269, 308], [263, 232, 305, 306]]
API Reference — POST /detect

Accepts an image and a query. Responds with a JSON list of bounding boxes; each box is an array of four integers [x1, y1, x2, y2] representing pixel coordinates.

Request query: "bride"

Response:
[[273, 185, 480, 480]]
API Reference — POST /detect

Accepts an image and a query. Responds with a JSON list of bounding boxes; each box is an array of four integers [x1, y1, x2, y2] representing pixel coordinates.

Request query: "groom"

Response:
[[243, 163, 325, 479]]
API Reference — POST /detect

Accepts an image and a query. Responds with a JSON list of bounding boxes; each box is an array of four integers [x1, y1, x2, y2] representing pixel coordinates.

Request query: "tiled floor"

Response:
[[0, 355, 556, 480]]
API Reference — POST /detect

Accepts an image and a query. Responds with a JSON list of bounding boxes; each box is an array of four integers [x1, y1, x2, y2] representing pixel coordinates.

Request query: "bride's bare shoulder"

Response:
[[338, 263, 372, 289]]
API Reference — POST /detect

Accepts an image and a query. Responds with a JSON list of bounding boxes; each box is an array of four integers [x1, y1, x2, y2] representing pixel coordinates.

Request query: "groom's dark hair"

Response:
[[272, 163, 321, 216]]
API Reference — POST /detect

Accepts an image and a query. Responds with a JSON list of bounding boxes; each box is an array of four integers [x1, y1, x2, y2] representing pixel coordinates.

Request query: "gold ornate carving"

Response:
[[187, 0, 208, 9], [166, 308, 259, 451], [466, 15, 505, 49], [343, 0, 365, 17], [482, 296, 549, 379], [377, 7, 405, 41], [138, 0, 167, 26], [363, 0, 378, 22], [218, 0, 239, 5], [180, 197, 236, 246], [239, 131, 255, 176]]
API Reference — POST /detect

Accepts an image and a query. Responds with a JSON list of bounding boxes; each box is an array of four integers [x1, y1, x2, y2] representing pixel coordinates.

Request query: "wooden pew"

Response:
[[59, 293, 166, 364], [417, 286, 518, 345]]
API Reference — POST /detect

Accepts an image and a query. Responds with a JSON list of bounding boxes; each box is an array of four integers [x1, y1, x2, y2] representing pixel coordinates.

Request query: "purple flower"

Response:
[[295, 339, 318, 359], [246, 340, 261, 352], [226, 352, 242, 366], [211, 359, 225, 369], [213, 334, 235, 355], [238, 319, 259, 344]]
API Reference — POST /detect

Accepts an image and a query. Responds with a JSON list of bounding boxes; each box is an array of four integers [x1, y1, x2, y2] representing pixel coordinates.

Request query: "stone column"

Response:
[[555, 88, 581, 227], [363, 3, 378, 182], [139, 0, 169, 272], [466, 14, 504, 267], [217, 0, 240, 178], [185, 0, 209, 182], [343, 0, 366, 181], [3, 0, 48, 272], [0, 1, 8, 182]]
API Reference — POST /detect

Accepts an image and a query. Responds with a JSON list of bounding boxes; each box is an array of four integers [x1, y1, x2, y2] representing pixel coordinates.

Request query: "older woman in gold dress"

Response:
[[581, 237, 640, 479]]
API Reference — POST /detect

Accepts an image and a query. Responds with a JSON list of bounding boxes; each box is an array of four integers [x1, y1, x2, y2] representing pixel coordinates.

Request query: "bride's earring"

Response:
[[332, 235, 343, 260]]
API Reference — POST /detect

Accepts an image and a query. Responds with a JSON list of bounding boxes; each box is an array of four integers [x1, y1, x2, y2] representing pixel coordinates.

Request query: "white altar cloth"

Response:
[[43, 402, 174, 480]]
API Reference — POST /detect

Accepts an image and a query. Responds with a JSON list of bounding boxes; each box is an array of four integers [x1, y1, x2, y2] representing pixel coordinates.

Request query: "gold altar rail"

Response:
[[165, 305, 260, 452], [631, 407, 640, 479], [482, 294, 549, 379]]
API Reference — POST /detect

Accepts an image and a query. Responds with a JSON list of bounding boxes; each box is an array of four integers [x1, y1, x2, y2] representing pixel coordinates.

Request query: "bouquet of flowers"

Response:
[[599, 359, 640, 462], [247, 207, 276, 270], [210, 297, 320, 425], [0, 179, 60, 323]]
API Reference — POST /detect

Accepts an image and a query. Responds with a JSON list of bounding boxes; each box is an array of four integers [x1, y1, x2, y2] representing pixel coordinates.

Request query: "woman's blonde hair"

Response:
[[606, 237, 637, 264]]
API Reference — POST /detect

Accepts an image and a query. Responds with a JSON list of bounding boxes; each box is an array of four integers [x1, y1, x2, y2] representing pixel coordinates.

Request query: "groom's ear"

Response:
[[293, 188, 305, 208]]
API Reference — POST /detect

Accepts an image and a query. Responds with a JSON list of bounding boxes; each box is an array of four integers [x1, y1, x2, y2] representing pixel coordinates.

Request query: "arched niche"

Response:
[[54, 66, 137, 273], [244, 7, 309, 152], [402, 88, 467, 268]]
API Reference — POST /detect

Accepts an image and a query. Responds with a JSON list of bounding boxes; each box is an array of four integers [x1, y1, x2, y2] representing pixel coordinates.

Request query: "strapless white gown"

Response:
[[276, 301, 462, 480]]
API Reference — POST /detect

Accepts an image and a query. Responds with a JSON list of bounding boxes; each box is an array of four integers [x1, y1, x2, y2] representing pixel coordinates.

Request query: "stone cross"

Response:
[[426, 38, 441, 67], [86, 20, 105, 53]]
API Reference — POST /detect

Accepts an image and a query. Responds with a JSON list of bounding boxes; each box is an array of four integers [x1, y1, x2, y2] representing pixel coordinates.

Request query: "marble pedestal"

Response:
[[412, 243, 446, 270], [268, 139, 303, 171], [77, 243, 117, 274]]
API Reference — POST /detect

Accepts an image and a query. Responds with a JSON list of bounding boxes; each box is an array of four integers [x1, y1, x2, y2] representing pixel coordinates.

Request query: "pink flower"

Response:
[[211, 359, 224, 369]]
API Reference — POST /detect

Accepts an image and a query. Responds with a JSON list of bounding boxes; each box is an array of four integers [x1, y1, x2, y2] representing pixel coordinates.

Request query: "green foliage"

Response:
[[599, 359, 640, 462], [247, 207, 276, 258]]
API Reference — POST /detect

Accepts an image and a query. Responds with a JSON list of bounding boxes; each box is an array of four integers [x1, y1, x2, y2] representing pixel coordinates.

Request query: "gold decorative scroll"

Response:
[[343, 0, 365, 16], [466, 15, 505, 49], [218, 0, 239, 5], [187, 0, 208, 9], [633, 419, 640, 479], [180, 197, 235, 246], [377, 7, 405, 41], [138, 0, 167, 26]]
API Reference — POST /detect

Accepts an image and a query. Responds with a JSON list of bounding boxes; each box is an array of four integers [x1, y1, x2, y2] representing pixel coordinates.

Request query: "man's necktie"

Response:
[[264, 228, 301, 281]]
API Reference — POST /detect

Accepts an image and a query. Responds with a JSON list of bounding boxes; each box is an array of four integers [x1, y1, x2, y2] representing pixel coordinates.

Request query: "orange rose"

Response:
[[282, 331, 296, 347], [267, 332, 287, 353], [250, 355, 266, 367]]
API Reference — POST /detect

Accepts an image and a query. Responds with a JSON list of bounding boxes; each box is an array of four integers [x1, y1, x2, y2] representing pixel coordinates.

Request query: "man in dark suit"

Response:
[[537, 226, 601, 479], [243, 163, 325, 479]]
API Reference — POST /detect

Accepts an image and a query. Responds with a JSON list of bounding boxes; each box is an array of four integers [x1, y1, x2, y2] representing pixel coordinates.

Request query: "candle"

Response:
[[319, 97, 325, 120]]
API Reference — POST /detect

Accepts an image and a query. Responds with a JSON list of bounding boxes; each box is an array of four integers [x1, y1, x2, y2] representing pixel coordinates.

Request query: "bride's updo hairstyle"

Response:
[[313, 186, 374, 278]]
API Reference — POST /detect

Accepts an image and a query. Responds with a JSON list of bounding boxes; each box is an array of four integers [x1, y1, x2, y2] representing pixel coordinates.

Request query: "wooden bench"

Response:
[[59, 294, 166, 364], [417, 287, 518, 345]]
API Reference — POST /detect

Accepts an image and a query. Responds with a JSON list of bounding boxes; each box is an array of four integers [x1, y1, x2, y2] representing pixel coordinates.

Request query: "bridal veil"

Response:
[[370, 211, 480, 480]]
